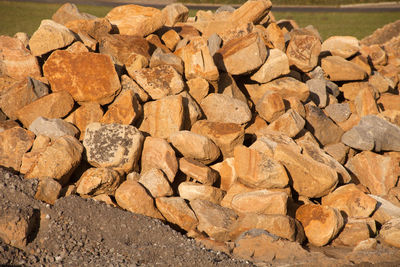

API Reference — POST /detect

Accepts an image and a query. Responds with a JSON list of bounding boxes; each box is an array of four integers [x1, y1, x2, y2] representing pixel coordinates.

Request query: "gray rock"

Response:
[[215, 5, 236, 13], [29, 117, 79, 138], [149, 47, 184, 75], [341, 115, 400, 152], [28, 77, 49, 98], [208, 33, 222, 57], [306, 78, 328, 108], [324, 103, 351, 123], [326, 81, 340, 97], [83, 123, 144, 173], [308, 66, 325, 80]]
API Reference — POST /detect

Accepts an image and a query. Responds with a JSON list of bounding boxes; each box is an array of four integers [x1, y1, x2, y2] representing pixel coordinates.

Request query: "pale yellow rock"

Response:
[[29, 19, 75, 56], [141, 137, 178, 183], [258, 77, 310, 102], [105, 5, 165, 37], [168, 130, 220, 165], [251, 48, 290, 83], [220, 182, 255, 209], [321, 36, 360, 59], [178, 182, 225, 204], [267, 109, 305, 138], [155, 197, 198, 231], [115, 180, 164, 220], [76, 167, 122, 196], [234, 145, 289, 189], [231, 190, 288, 216], [162, 3, 189, 27], [186, 77, 209, 104], [139, 168, 173, 198], [296, 204, 344, 247]]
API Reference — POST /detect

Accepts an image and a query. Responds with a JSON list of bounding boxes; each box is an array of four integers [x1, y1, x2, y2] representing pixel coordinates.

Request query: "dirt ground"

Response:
[[1, 166, 400, 267]]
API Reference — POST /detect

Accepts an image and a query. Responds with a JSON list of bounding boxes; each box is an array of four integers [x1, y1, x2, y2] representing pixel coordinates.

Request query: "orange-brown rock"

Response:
[[378, 94, 400, 111], [322, 184, 377, 218], [178, 182, 225, 204], [65, 103, 104, 140], [138, 168, 173, 198], [43, 50, 120, 105], [214, 32, 267, 75], [251, 48, 290, 83], [51, 3, 96, 25], [346, 151, 398, 195], [35, 178, 62, 205], [220, 182, 255, 209], [140, 95, 184, 138], [354, 87, 379, 117], [25, 136, 83, 185], [321, 36, 360, 59], [267, 109, 305, 138], [234, 145, 289, 189], [296, 204, 344, 246], [141, 137, 178, 183], [229, 0, 271, 25], [179, 158, 218, 185], [210, 157, 237, 191], [161, 29, 181, 51], [339, 82, 372, 101], [114, 180, 163, 220], [76, 167, 122, 196], [256, 91, 285, 123], [101, 89, 142, 125], [321, 56, 368, 82], [66, 41, 89, 53], [0, 36, 41, 80], [0, 127, 35, 172], [257, 77, 310, 102], [105, 5, 164, 37], [16, 91, 75, 128], [334, 217, 375, 247], [155, 197, 198, 231]]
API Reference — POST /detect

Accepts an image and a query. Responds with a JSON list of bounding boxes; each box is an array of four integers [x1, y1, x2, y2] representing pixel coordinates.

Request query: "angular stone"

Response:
[[360, 45, 387, 67], [217, 72, 248, 104], [354, 87, 379, 117], [306, 78, 328, 108], [0, 120, 19, 132], [346, 151, 398, 195], [341, 115, 400, 152], [149, 48, 184, 75], [251, 48, 290, 83], [305, 104, 344, 146], [16, 91, 74, 128], [178, 91, 203, 128], [178, 182, 224, 204], [43, 50, 120, 105], [234, 145, 289, 189], [0, 36, 41, 80], [207, 33, 222, 57], [83, 123, 144, 173], [325, 103, 351, 124], [230, 213, 298, 242], [369, 195, 400, 225], [334, 217, 374, 247], [138, 169, 173, 198], [64, 103, 103, 140], [380, 218, 400, 248], [0, 79, 39, 121], [169, 131, 220, 165], [252, 130, 301, 157], [361, 20, 400, 46], [76, 167, 122, 196], [191, 120, 244, 159], [156, 197, 197, 231], [296, 204, 344, 246], [323, 143, 349, 165], [0, 206, 36, 249], [299, 140, 350, 183], [179, 158, 218, 185], [162, 3, 189, 27], [229, 0, 271, 25], [322, 184, 377, 218], [210, 157, 237, 191], [378, 94, 400, 112], [25, 136, 83, 185], [339, 82, 371, 101], [263, 22, 285, 51], [190, 199, 237, 242], [120, 75, 150, 103], [161, 30, 181, 51], [98, 34, 151, 67], [66, 41, 89, 53], [231, 190, 287, 216], [321, 56, 367, 82], [114, 180, 163, 220], [52, 3, 96, 25], [92, 194, 116, 207], [131, 65, 184, 100], [13, 32, 29, 47], [29, 19, 75, 56], [146, 34, 170, 53], [369, 72, 394, 94], [141, 137, 178, 183], [267, 109, 305, 138], [256, 91, 285, 123], [29, 117, 79, 139], [201, 94, 251, 125], [274, 145, 338, 198], [101, 89, 142, 125], [0, 127, 34, 172], [321, 36, 360, 58], [286, 29, 321, 72], [186, 77, 209, 104], [35, 178, 62, 205], [140, 95, 184, 138], [258, 77, 310, 102], [180, 37, 219, 83], [105, 5, 164, 37], [214, 32, 267, 75]]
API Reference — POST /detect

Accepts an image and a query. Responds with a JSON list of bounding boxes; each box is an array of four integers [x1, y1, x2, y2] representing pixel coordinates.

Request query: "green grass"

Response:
[[179, 0, 399, 6], [0, 1, 399, 40]]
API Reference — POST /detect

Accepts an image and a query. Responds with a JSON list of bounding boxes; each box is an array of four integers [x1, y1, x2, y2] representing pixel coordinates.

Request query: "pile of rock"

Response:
[[1, 0, 400, 263]]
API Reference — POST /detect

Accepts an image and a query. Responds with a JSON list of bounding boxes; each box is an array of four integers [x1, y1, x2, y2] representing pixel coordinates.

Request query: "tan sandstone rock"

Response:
[[321, 36, 360, 58], [178, 182, 224, 204], [65, 103, 103, 140], [179, 158, 218, 185], [321, 56, 367, 81], [258, 77, 310, 102], [251, 48, 290, 83], [139, 168, 173, 198], [155, 197, 198, 231], [35, 178, 62, 205], [76, 167, 122, 196]]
